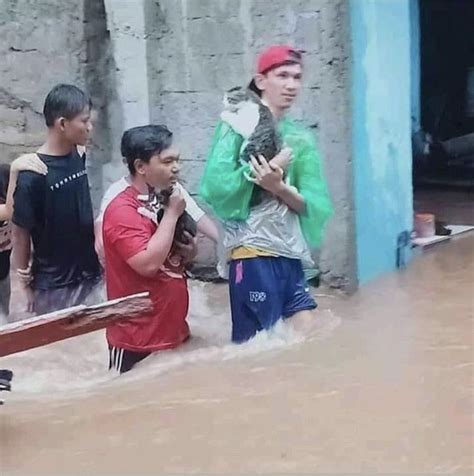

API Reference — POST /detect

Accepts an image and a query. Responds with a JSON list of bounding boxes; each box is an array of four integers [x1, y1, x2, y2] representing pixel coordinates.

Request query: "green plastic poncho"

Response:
[[199, 117, 333, 248]]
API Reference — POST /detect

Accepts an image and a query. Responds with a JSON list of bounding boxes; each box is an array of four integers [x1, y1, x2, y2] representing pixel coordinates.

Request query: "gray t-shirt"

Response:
[[222, 193, 314, 267]]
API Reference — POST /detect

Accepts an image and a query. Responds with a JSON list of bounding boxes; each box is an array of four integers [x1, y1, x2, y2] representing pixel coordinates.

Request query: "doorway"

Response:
[[413, 0, 474, 240]]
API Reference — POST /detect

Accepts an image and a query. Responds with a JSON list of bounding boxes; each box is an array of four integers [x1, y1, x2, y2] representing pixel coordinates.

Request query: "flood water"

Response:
[[0, 235, 473, 474]]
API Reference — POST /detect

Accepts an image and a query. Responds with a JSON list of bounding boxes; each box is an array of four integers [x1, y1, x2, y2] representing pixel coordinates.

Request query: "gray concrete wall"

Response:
[[0, 0, 86, 163], [0, 0, 116, 208], [102, 0, 149, 192], [145, 0, 354, 287], [0, 0, 355, 289]]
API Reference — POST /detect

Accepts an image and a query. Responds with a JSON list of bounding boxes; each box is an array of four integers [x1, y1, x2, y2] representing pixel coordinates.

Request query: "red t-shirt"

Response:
[[103, 186, 189, 352]]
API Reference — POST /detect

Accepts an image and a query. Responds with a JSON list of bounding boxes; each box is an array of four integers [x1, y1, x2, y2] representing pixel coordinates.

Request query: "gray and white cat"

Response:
[[221, 86, 283, 168]]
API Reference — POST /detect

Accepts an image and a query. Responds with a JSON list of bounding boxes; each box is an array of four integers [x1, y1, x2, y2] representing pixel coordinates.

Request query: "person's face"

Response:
[[255, 63, 303, 112], [136, 146, 180, 190], [59, 107, 93, 146]]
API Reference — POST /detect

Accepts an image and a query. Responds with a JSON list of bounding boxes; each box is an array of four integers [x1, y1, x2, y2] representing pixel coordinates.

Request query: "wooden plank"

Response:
[[0, 292, 152, 357]]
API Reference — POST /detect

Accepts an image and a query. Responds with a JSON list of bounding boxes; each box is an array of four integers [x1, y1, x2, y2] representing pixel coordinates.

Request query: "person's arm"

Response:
[[9, 224, 34, 315], [127, 210, 181, 277], [0, 154, 47, 221], [199, 121, 254, 221], [95, 178, 129, 267], [8, 167, 46, 316], [292, 132, 333, 248], [106, 188, 186, 279], [274, 182, 306, 214], [197, 214, 219, 242], [94, 195, 111, 267], [250, 154, 306, 214], [176, 183, 219, 243], [94, 220, 105, 266]]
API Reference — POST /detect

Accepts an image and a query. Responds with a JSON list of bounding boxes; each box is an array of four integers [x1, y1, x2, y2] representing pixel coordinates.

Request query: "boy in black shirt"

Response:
[[10, 84, 101, 317]]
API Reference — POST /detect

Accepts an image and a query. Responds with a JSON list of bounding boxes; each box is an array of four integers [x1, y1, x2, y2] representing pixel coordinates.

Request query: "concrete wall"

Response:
[[0, 0, 355, 288], [83, 0, 118, 208], [101, 0, 150, 191], [350, 0, 414, 284], [142, 0, 354, 287], [0, 0, 116, 208], [0, 0, 87, 163]]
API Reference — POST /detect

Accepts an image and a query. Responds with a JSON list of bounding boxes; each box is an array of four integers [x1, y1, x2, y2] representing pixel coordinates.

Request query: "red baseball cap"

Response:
[[256, 45, 303, 74]]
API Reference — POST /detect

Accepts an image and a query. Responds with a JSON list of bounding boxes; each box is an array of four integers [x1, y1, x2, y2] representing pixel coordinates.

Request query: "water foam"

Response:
[[0, 281, 340, 400]]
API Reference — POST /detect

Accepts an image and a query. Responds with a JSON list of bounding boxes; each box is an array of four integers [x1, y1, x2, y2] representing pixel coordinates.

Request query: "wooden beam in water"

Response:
[[0, 293, 152, 357]]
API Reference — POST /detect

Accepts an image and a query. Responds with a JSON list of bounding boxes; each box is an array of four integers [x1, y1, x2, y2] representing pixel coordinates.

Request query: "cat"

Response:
[[155, 188, 197, 245], [221, 86, 290, 205], [221, 86, 283, 167]]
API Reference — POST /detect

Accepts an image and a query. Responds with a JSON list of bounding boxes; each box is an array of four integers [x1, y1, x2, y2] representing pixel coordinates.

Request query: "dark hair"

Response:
[[43, 84, 92, 127], [0, 164, 10, 204], [249, 50, 303, 97], [121, 125, 173, 175]]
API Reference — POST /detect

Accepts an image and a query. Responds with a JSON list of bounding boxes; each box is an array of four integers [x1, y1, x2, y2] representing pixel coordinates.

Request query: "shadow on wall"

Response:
[[84, 0, 123, 212]]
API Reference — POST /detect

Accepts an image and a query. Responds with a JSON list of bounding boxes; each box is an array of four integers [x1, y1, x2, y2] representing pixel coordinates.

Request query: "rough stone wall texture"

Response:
[[83, 0, 117, 209], [147, 0, 354, 287], [0, 0, 115, 208], [0, 0, 86, 163], [0, 0, 354, 288], [102, 0, 149, 194]]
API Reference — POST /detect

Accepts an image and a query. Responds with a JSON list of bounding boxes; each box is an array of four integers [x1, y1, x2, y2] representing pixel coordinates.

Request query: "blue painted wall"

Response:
[[350, 0, 414, 284], [410, 0, 421, 132]]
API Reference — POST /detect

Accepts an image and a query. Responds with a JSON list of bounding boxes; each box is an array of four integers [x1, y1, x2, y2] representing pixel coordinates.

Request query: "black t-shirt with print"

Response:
[[12, 148, 100, 290]]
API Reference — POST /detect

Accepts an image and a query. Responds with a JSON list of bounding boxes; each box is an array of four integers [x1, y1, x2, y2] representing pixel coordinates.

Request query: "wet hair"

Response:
[[249, 50, 303, 97], [121, 125, 173, 175], [0, 164, 10, 204], [43, 84, 92, 127]]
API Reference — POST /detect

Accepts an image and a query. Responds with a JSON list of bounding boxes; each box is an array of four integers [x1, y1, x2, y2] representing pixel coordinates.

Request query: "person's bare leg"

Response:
[[284, 309, 318, 335]]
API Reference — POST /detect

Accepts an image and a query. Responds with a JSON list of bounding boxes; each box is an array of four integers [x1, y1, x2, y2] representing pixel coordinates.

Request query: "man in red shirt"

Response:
[[103, 125, 196, 373]]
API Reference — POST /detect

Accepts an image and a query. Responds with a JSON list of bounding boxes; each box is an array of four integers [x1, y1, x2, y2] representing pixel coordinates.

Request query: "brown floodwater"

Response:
[[0, 235, 473, 474]]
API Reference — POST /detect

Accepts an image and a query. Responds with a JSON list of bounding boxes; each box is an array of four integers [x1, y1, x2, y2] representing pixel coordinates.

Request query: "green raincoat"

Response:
[[199, 117, 333, 248]]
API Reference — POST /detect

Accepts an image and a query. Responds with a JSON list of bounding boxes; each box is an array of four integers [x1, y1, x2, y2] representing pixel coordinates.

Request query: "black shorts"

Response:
[[108, 345, 151, 374]]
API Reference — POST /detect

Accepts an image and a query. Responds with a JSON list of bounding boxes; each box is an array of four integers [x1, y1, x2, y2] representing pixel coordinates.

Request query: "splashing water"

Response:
[[0, 281, 340, 400]]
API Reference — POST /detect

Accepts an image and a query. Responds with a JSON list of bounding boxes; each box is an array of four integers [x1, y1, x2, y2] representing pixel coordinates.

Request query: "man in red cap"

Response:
[[200, 45, 332, 343]]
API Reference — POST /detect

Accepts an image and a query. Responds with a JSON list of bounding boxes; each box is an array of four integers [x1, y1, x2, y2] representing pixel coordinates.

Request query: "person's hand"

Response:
[[24, 286, 35, 314], [175, 231, 197, 263], [9, 280, 35, 319], [165, 187, 186, 218], [269, 147, 292, 171], [17, 264, 33, 285], [250, 154, 285, 195], [11, 154, 47, 176], [95, 234, 105, 267], [94, 221, 105, 267]]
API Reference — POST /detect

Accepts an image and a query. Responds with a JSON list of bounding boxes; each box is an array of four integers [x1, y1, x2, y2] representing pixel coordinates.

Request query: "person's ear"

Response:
[[56, 117, 67, 131], [134, 158, 146, 176], [254, 73, 266, 92]]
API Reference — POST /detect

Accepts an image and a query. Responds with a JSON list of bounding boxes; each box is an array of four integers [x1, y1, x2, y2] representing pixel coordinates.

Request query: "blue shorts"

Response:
[[229, 256, 317, 343]]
